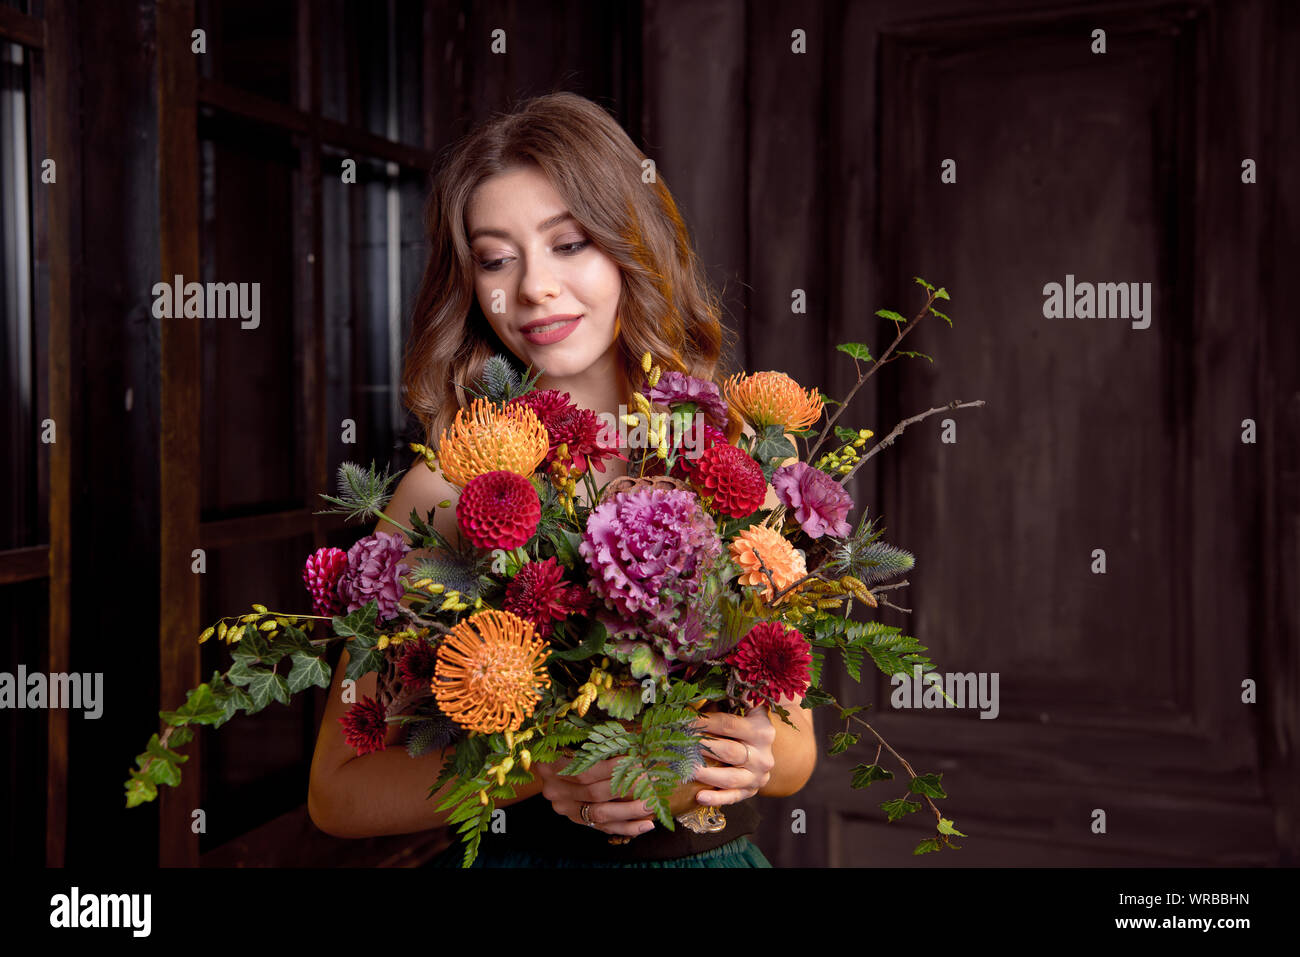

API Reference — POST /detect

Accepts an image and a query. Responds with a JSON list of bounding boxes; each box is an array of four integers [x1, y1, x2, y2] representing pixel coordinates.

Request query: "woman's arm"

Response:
[[306, 457, 545, 838]]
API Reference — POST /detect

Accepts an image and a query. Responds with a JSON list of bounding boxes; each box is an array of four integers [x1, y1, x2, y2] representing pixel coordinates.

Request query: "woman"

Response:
[[307, 91, 817, 867]]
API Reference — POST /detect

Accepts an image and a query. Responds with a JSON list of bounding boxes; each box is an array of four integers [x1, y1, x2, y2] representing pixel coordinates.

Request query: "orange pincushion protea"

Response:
[[723, 371, 824, 432], [436, 397, 550, 487], [433, 609, 551, 734], [729, 524, 807, 603]]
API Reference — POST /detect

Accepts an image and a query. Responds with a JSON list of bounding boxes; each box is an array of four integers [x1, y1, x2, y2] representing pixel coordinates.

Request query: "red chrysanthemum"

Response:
[[670, 422, 730, 480], [456, 470, 541, 550], [508, 388, 574, 428], [337, 695, 388, 756], [726, 621, 813, 709], [686, 442, 768, 518], [302, 546, 347, 616], [508, 390, 624, 476], [398, 638, 438, 686], [503, 556, 592, 639]]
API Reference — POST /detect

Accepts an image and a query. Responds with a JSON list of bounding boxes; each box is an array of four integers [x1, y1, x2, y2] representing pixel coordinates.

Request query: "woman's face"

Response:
[[465, 164, 623, 383]]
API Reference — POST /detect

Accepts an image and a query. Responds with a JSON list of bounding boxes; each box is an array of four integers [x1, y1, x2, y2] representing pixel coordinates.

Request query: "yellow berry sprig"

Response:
[[556, 658, 614, 719], [814, 428, 874, 475], [200, 604, 318, 645]]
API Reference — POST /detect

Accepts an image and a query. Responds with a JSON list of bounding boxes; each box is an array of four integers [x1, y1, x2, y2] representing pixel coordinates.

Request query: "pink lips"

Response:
[[521, 315, 582, 345]]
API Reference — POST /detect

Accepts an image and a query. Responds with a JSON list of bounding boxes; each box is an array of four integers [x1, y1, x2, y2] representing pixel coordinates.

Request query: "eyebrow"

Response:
[[468, 211, 575, 242]]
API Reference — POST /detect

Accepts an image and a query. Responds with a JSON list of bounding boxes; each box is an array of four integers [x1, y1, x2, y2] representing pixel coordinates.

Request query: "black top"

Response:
[[472, 792, 760, 862]]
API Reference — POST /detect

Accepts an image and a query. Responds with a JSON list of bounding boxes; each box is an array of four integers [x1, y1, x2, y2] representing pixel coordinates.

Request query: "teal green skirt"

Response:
[[426, 835, 771, 868]]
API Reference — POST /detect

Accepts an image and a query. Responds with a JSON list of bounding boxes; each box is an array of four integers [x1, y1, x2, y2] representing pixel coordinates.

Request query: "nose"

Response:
[[518, 251, 561, 304]]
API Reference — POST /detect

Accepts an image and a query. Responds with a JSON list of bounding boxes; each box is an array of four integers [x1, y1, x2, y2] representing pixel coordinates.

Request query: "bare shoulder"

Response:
[[374, 456, 461, 549]]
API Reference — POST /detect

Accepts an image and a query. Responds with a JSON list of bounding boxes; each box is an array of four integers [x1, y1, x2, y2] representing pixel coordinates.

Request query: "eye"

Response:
[[477, 257, 508, 272], [556, 239, 591, 255]]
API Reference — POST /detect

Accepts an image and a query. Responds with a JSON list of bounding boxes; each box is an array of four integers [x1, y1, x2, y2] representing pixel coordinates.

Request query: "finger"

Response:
[[584, 798, 658, 825], [692, 765, 756, 789], [693, 787, 755, 806], [697, 736, 747, 765], [555, 757, 622, 785]]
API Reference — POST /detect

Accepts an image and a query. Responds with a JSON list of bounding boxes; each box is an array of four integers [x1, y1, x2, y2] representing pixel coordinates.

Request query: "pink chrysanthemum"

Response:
[[771, 461, 854, 538], [503, 556, 592, 640], [302, 546, 347, 616], [726, 621, 813, 709], [337, 532, 411, 621], [338, 695, 388, 756], [686, 443, 768, 518], [456, 470, 541, 550]]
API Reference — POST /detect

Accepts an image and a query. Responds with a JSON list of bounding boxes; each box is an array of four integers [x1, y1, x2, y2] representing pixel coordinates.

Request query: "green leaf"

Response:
[[230, 627, 270, 662], [218, 684, 254, 725], [933, 287, 950, 300], [751, 425, 797, 468], [895, 350, 934, 363], [227, 656, 271, 688], [597, 682, 644, 721], [849, 763, 893, 788], [928, 307, 951, 327], [343, 627, 385, 680], [837, 704, 867, 719], [834, 426, 859, 445], [817, 391, 842, 407], [125, 774, 157, 808], [937, 817, 966, 837], [836, 342, 873, 362], [166, 726, 194, 748], [880, 797, 921, 822], [874, 309, 906, 324], [245, 670, 292, 710], [913, 277, 934, 291], [828, 731, 859, 755], [908, 772, 947, 799], [332, 601, 379, 640], [275, 624, 317, 656], [548, 528, 584, 567], [549, 619, 607, 661], [158, 684, 226, 726], [801, 686, 834, 709], [914, 838, 943, 855], [287, 651, 332, 693]]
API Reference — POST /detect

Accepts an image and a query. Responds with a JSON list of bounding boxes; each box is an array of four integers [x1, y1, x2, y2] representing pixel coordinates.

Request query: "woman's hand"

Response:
[[691, 706, 777, 805], [533, 756, 659, 838]]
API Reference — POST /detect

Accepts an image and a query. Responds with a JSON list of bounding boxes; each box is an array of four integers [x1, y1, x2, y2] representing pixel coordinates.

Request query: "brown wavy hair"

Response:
[[401, 91, 744, 451]]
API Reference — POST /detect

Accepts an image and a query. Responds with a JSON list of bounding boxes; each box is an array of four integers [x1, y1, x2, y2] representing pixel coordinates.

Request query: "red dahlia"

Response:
[[338, 695, 388, 756], [686, 442, 767, 518], [302, 546, 347, 616], [726, 621, 813, 709], [508, 389, 574, 428], [456, 470, 541, 550], [669, 422, 729, 479], [508, 390, 623, 475], [398, 638, 438, 686], [504, 556, 591, 639]]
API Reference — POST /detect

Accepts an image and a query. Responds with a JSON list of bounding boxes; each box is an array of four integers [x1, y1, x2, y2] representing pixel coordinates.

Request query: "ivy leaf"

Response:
[[818, 391, 842, 407], [158, 684, 225, 726], [801, 686, 835, 709], [218, 683, 254, 724], [287, 651, 332, 693], [828, 731, 859, 755], [914, 838, 943, 855], [880, 797, 922, 822], [343, 630, 385, 680], [908, 772, 948, 799], [597, 682, 644, 721], [836, 342, 873, 362], [230, 627, 270, 662], [549, 619, 607, 661], [874, 309, 906, 324], [125, 774, 157, 808], [937, 817, 966, 837], [167, 726, 194, 748], [276, 624, 317, 656], [332, 601, 378, 640], [245, 670, 291, 710], [834, 426, 859, 445], [227, 657, 271, 688], [751, 425, 796, 470], [849, 763, 893, 788]]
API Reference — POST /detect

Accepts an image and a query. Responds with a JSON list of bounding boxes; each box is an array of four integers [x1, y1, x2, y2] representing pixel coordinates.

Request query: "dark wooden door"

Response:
[[645, 0, 1295, 866]]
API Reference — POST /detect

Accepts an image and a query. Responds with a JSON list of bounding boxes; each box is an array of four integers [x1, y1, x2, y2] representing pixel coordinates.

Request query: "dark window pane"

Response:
[[196, 0, 297, 107], [198, 111, 301, 515], [1, 40, 40, 550], [319, 0, 426, 146], [0, 577, 48, 866]]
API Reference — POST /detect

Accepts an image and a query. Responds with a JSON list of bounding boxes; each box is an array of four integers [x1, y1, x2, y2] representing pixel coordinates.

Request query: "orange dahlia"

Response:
[[433, 609, 551, 734], [723, 371, 824, 432], [729, 524, 807, 602], [436, 397, 550, 487]]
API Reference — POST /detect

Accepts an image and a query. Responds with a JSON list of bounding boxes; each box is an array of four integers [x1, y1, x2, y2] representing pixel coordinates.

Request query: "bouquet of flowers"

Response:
[[125, 278, 982, 866]]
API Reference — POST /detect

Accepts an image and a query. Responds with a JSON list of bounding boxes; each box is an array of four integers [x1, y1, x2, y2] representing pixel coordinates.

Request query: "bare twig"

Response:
[[837, 398, 985, 487]]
